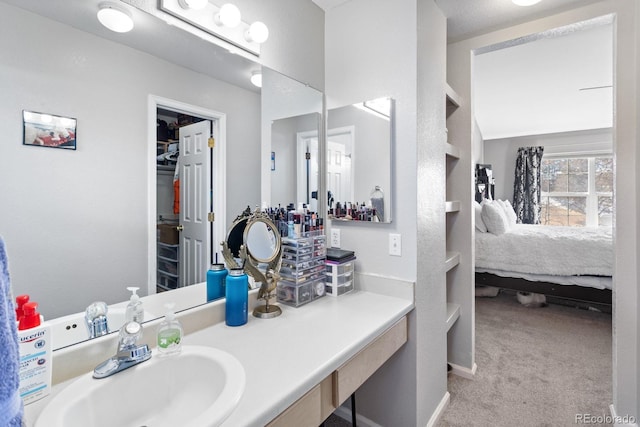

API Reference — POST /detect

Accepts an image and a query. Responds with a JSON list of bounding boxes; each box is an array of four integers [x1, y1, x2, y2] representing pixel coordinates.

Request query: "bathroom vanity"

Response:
[[23, 276, 413, 427]]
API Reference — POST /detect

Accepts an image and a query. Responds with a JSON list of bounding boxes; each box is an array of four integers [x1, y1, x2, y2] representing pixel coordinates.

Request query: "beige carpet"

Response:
[[441, 291, 612, 427]]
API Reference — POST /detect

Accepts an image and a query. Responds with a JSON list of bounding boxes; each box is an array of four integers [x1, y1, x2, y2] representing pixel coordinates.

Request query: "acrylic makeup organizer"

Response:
[[276, 231, 326, 307]]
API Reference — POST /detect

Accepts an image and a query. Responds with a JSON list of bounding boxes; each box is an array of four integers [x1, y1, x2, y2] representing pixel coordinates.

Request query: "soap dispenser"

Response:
[[156, 303, 183, 356], [125, 287, 144, 324]]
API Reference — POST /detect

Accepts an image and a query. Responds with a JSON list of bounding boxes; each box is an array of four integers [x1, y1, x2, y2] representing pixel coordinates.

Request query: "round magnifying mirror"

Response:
[[244, 219, 279, 263], [225, 218, 248, 258]]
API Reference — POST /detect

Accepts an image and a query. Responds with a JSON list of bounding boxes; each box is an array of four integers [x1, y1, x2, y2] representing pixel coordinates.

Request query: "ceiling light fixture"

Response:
[[250, 70, 262, 88], [245, 21, 269, 44], [512, 0, 542, 6], [97, 2, 134, 33], [178, 0, 209, 10], [215, 3, 242, 28]]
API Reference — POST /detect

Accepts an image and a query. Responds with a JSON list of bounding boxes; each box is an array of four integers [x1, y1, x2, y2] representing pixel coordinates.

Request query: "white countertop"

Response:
[[24, 285, 413, 427]]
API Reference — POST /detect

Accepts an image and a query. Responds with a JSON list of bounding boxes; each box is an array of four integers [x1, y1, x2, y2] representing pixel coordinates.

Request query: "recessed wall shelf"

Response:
[[445, 251, 460, 272], [445, 201, 461, 213], [445, 83, 461, 117], [446, 303, 461, 332], [445, 142, 461, 159]]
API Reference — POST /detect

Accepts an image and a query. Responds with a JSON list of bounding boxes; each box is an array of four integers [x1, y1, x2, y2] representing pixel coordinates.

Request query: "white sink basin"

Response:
[[50, 308, 158, 350], [36, 345, 245, 427]]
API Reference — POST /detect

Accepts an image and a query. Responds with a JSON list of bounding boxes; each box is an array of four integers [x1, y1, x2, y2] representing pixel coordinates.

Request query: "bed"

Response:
[[475, 204, 613, 307]]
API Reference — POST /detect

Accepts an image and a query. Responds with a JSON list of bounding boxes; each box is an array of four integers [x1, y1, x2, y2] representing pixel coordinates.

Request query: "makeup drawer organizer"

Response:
[[277, 232, 327, 307]]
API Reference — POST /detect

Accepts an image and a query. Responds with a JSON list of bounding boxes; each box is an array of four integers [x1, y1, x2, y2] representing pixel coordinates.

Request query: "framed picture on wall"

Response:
[[23, 110, 77, 150]]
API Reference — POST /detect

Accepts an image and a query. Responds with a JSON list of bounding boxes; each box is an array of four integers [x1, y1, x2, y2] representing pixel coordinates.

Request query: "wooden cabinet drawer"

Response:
[[332, 316, 408, 407], [267, 376, 333, 427]]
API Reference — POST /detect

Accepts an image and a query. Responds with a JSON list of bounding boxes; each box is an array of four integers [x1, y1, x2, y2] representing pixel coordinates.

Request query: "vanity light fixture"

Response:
[[353, 97, 391, 120], [245, 21, 269, 44], [178, 0, 209, 10], [250, 70, 262, 88], [160, 0, 269, 56], [97, 2, 134, 33], [215, 3, 242, 28], [512, 0, 542, 6]]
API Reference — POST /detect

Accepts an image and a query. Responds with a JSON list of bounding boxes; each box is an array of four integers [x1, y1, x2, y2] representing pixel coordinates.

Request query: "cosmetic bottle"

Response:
[[18, 301, 52, 405], [157, 303, 183, 355], [207, 263, 227, 302], [125, 287, 144, 323], [225, 268, 248, 326], [15, 294, 30, 322]]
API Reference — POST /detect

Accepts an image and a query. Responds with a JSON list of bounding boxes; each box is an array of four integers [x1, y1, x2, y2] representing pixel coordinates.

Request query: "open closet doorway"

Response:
[[148, 96, 227, 296]]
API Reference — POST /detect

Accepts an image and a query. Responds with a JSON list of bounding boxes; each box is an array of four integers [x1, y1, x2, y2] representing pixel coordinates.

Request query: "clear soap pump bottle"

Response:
[[125, 287, 144, 324], [157, 303, 183, 356]]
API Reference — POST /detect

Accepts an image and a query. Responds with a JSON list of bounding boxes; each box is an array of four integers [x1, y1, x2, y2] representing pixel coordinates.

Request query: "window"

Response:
[[540, 156, 613, 227]]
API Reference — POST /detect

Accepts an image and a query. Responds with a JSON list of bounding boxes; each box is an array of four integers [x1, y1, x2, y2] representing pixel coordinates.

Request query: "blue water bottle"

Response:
[[206, 264, 227, 302], [225, 268, 248, 326]]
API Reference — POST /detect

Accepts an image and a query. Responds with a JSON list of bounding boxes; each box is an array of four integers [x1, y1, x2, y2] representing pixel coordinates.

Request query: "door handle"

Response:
[[176, 225, 184, 232]]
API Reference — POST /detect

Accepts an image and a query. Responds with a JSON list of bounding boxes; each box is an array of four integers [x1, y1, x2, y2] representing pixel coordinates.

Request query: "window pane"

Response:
[[567, 197, 586, 226], [568, 173, 588, 192], [598, 196, 613, 226], [595, 157, 614, 192], [568, 158, 588, 173], [543, 159, 568, 192]]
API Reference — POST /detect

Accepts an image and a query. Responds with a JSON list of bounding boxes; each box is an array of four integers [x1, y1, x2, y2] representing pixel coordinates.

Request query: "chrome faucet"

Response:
[[85, 301, 109, 339], [93, 321, 152, 379]]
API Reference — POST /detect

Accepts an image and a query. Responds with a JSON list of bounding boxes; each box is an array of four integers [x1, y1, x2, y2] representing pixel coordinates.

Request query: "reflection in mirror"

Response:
[[261, 68, 324, 213], [270, 113, 322, 212], [327, 97, 394, 223], [245, 222, 278, 262]]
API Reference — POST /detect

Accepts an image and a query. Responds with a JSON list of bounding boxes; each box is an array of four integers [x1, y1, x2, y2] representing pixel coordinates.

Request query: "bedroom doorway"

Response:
[[466, 14, 615, 423]]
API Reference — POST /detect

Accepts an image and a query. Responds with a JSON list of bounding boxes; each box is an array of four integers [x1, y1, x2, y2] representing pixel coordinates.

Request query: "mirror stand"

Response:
[[221, 208, 284, 319]]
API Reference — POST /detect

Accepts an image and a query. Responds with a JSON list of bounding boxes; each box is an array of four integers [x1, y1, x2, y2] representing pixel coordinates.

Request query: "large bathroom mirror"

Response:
[[327, 97, 395, 223], [261, 68, 324, 213], [1, 0, 323, 349]]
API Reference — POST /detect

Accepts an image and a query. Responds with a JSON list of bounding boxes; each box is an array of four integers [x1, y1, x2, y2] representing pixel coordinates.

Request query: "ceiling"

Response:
[[4, 0, 613, 140]]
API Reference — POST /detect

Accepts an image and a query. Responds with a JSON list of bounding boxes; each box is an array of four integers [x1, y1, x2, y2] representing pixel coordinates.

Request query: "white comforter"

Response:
[[475, 225, 613, 277]]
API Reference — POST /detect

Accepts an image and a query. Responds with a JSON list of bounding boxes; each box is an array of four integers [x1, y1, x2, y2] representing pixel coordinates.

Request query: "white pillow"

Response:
[[503, 199, 518, 227], [474, 201, 488, 233], [495, 199, 517, 228], [481, 200, 510, 235]]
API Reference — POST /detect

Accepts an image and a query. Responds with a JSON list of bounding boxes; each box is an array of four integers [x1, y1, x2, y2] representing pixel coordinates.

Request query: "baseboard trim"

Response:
[[426, 391, 450, 427], [448, 362, 477, 379], [609, 403, 639, 427], [333, 405, 383, 427]]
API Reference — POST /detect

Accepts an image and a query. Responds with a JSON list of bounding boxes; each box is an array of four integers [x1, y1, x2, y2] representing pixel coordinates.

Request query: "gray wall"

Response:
[[483, 128, 613, 201], [326, 0, 448, 425]]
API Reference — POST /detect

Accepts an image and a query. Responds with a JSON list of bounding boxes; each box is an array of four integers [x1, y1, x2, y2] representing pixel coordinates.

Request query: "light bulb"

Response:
[[245, 21, 269, 44], [178, 0, 208, 10], [250, 71, 262, 88], [97, 2, 134, 33], [215, 3, 241, 28]]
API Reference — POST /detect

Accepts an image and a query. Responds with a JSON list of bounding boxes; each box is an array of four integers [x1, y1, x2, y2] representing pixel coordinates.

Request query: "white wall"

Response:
[[484, 128, 613, 200], [448, 0, 639, 421]]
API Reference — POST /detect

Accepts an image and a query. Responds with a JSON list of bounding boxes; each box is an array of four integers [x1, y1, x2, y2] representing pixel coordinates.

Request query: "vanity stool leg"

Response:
[[351, 392, 357, 426]]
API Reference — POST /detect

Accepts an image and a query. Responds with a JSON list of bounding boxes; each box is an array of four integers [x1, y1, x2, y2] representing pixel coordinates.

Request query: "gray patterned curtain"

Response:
[[512, 146, 544, 224]]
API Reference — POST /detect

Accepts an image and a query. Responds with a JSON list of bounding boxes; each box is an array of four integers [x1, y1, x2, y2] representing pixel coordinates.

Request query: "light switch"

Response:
[[389, 233, 401, 256]]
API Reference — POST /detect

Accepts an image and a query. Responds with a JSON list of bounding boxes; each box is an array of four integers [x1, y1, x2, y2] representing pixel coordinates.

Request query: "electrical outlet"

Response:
[[330, 228, 341, 248], [389, 233, 402, 256]]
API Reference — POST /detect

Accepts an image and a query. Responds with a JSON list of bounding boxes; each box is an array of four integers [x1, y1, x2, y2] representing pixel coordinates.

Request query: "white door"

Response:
[[327, 136, 353, 205], [178, 120, 212, 287]]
